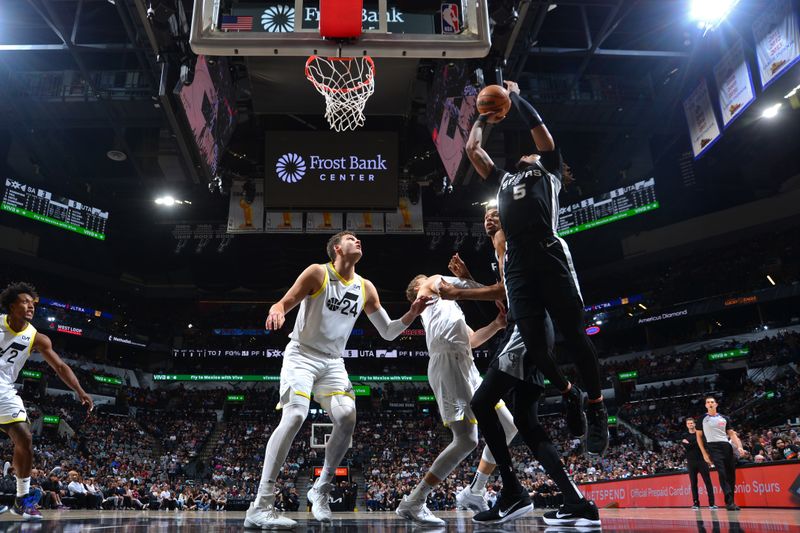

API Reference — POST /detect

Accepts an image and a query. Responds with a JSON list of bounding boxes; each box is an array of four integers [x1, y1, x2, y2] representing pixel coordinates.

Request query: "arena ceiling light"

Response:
[[761, 103, 782, 119], [154, 196, 192, 206], [689, 0, 739, 32], [767, 275, 776, 286]]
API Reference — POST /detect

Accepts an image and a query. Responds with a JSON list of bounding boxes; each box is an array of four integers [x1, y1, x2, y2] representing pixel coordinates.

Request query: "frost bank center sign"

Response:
[[265, 131, 398, 210]]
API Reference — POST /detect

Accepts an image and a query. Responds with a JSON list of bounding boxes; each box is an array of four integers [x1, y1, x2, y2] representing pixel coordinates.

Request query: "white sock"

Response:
[[316, 465, 336, 486], [408, 480, 435, 502], [470, 471, 490, 493], [255, 482, 275, 509], [16, 476, 30, 498]]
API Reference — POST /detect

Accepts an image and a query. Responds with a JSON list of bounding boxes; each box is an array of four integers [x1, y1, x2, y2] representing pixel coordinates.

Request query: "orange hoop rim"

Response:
[[305, 55, 375, 94]]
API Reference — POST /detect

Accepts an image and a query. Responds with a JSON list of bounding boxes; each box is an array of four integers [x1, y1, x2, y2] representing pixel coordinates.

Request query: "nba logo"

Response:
[[441, 3, 460, 33]]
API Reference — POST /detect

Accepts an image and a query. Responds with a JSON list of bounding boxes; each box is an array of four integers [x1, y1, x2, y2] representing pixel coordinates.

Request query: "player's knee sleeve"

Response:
[[279, 403, 308, 434], [428, 422, 478, 479], [496, 404, 518, 444], [329, 394, 357, 431]]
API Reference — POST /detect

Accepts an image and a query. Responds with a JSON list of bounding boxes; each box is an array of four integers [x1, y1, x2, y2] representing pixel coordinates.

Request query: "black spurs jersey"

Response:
[[491, 150, 564, 245]]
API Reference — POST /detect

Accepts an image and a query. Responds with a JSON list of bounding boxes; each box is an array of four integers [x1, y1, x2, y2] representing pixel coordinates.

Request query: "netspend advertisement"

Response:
[[265, 131, 398, 210]]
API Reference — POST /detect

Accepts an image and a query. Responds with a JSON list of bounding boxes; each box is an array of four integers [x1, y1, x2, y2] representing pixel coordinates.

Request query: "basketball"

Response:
[[477, 84, 511, 120]]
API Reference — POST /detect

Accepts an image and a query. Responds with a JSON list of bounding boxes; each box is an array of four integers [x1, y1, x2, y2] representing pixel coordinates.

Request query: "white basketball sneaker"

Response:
[[307, 482, 333, 523], [396, 495, 446, 525], [456, 486, 489, 512], [243, 500, 297, 530]]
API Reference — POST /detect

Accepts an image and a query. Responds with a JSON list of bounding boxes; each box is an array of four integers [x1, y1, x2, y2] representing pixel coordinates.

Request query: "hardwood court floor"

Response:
[[0, 507, 797, 532]]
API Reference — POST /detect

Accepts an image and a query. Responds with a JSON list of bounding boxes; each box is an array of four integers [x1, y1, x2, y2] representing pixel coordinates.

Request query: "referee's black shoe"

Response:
[[472, 490, 533, 525], [726, 504, 741, 511], [563, 384, 587, 438], [543, 499, 601, 527], [586, 401, 609, 456]]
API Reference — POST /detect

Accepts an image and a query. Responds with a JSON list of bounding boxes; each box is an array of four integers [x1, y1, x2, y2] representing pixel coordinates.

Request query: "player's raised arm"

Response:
[[34, 333, 93, 412], [467, 310, 507, 348], [266, 264, 326, 330], [364, 279, 431, 341], [505, 80, 555, 153], [466, 113, 497, 180]]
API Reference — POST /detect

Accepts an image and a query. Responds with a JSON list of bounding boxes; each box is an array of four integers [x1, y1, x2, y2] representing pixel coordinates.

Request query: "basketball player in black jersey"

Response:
[[441, 209, 600, 526], [466, 81, 609, 464]]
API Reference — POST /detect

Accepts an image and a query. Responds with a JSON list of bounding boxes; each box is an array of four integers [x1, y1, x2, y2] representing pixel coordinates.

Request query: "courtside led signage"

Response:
[[618, 371, 638, 381], [707, 348, 749, 361], [93, 374, 123, 385]]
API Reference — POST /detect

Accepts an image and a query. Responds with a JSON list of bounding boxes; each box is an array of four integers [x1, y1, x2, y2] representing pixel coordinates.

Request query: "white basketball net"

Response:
[[305, 55, 375, 132]]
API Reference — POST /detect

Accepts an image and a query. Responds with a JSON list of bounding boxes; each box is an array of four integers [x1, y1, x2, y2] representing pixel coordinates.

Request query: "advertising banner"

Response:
[[579, 463, 800, 508], [752, 0, 800, 88], [683, 79, 721, 159], [713, 38, 756, 127]]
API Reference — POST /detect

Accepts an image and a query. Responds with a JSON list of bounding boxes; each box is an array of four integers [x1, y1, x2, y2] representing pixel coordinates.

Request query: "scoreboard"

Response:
[[1, 178, 108, 240], [558, 178, 658, 237]]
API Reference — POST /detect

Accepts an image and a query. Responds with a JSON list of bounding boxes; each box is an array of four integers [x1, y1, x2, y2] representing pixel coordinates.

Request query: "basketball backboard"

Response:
[[190, 0, 490, 58]]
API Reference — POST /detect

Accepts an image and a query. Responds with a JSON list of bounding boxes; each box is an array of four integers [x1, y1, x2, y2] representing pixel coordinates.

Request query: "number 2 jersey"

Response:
[[0, 315, 36, 397], [289, 262, 365, 357]]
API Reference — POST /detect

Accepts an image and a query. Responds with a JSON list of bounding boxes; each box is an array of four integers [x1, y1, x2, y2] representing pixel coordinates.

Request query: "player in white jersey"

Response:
[[245, 231, 431, 529], [395, 274, 518, 525], [0, 282, 94, 521]]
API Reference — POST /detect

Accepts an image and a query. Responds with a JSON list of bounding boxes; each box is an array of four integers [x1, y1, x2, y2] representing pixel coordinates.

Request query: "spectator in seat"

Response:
[[160, 483, 176, 511], [123, 482, 143, 510], [771, 437, 799, 461], [41, 473, 68, 509], [67, 471, 89, 509], [84, 478, 104, 509], [286, 487, 299, 512]]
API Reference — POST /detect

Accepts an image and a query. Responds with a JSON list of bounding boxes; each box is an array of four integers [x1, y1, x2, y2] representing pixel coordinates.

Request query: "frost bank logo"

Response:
[[276, 153, 306, 183], [262, 5, 294, 33]]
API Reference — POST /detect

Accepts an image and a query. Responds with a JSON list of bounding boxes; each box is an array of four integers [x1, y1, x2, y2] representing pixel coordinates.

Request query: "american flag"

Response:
[[220, 15, 253, 31]]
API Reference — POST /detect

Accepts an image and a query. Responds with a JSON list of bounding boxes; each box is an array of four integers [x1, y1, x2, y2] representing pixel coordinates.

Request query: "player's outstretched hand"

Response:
[[438, 279, 460, 300], [266, 309, 285, 330], [79, 391, 94, 413], [410, 295, 435, 315], [494, 300, 506, 314], [503, 80, 520, 95], [448, 253, 470, 278]]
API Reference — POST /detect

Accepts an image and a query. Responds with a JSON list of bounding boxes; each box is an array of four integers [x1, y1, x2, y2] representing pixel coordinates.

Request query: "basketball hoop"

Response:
[[305, 55, 375, 132]]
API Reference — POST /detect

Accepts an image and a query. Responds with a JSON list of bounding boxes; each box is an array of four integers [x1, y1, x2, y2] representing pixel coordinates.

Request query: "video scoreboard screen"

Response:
[[558, 178, 658, 237], [1, 178, 108, 240]]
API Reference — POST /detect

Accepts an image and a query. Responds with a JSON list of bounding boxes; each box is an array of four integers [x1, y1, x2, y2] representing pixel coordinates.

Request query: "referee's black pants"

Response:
[[687, 460, 715, 506], [506, 237, 603, 400], [706, 442, 736, 506]]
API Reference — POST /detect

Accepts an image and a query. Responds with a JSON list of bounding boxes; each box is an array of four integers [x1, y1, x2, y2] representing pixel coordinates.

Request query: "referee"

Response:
[[695, 395, 745, 511], [682, 417, 716, 509], [466, 80, 608, 456]]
